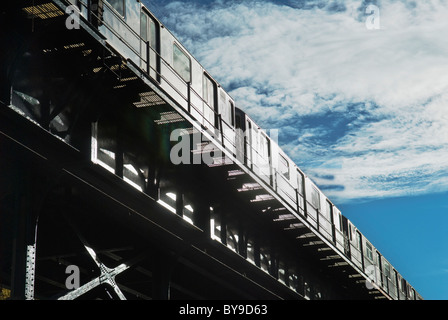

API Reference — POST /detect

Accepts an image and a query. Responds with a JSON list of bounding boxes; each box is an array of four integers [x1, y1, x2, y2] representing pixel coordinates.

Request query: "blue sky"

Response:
[[142, 0, 448, 300]]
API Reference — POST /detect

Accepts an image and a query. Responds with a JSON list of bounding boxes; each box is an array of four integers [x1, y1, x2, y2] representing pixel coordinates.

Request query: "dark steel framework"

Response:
[[0, 0, 422, 300]]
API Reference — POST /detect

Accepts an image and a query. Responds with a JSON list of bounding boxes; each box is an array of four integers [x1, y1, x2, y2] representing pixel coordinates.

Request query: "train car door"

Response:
[[203, 73, 217, 129], [320, 200, 333, 242], [258, 131, 271, 184], [333, 208, 345, 253], [245, 118, 253, 169], [217, 89, 236, 154], [140, 8, 160, 81], [234, 110, 245, 164], [341, 215, 351, 257], [348, 223, 363, 269], [297, 170, 306, 215]]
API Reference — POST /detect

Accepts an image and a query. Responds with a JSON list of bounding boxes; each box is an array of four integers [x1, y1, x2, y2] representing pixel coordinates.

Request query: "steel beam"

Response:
[[58, 253, 147, 300]]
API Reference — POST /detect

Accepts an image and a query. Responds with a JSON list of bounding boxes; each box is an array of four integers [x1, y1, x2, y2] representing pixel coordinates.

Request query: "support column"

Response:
[[152, 253, 175, 300], [146, 166, 160, 200], [194, 201, 210, 238], [220, 210, 227, 246], [115, 124, 124, 178], [284, 261, 290, 288], [270, 250, 279, 279], [10, 174, 39, 300], [73, 116, 93, 162], [176, 190, 184, 218], [238, 223, 247, 259], [254, 234, 261, 268]]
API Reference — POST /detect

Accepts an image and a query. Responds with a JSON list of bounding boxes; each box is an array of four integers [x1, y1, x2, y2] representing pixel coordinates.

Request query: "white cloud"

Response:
[[150, 0, 448, 203]]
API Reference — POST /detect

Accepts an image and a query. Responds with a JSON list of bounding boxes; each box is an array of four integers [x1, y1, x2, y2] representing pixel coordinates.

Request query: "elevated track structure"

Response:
[[0, 0, 422, 300]]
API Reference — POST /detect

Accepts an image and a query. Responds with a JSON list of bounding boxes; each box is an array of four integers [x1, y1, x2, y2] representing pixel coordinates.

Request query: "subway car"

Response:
[[69, 0, 421, 300]]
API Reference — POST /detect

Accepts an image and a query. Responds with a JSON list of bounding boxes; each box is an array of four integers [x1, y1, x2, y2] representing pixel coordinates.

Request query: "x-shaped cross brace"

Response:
[[58, 215, 147, 300]]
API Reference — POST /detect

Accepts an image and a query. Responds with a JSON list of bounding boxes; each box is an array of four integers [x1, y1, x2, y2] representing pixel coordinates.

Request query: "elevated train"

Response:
[[66, 0, 421, 300]]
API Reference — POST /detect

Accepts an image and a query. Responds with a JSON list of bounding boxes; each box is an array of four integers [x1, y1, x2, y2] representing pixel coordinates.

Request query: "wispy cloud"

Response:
[[146, 0, 448, 203]]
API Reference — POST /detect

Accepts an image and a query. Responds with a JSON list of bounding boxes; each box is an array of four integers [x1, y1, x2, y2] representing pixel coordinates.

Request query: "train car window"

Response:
[[252, 126, 259, 158], [141, 12, 147, 41], [149, 19, 157, 49], [218, 90, 234, 127], [297, 171, 304, 195], [394, 270, 399, 289], [173, 43, 191, 82], [141, 13, 157, 48], [219, 91, 226, 123], [230, 102, 235, 127], [246, 119, 252, 143], [149, 19, 156, 48], [366, 242, 373, 261], [401, 278, 407, 293], [203, 74, 215, 109], [376, 252, 382, 280], [333, 209, 342, 231], [325, 200, 332, 221], [310, 187, 320, 210], [384, 261, 390, 279], [356, 231, 362, 249], [260, 133, 269, 159], [106, 0, 124, 16], [279, 155, 290, 179], [410, 288, 415, 300], [235, 114, 241, 129]]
